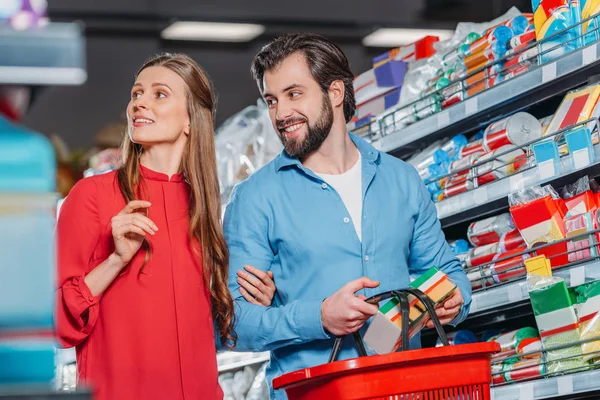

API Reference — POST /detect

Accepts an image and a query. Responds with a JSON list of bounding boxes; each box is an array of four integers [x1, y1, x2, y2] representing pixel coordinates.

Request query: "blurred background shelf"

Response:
[[0, 23, 86, 86]]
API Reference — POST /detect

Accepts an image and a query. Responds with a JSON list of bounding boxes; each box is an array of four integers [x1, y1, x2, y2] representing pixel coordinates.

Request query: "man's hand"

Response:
[[425, 288, 464, 328], [321, 277, 380, 336]]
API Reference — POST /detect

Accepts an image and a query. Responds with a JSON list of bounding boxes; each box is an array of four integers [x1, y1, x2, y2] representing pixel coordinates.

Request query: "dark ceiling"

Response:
[[22, 0, 533, 149]]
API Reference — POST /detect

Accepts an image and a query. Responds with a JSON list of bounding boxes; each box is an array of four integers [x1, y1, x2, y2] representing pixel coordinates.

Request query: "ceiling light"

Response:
[[363, 28, 455, 47], [161, 21, 265, 42]]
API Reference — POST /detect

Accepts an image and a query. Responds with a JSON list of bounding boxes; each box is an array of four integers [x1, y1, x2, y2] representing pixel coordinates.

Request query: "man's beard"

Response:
[[277, 94, 334, 159]]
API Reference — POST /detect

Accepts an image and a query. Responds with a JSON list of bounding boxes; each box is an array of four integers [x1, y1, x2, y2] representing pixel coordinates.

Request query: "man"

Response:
[[223, 33, 471, 399]]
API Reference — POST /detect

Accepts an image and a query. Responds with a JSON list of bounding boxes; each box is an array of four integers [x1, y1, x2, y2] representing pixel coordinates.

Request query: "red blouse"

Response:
[[55, 166, 222, 400]]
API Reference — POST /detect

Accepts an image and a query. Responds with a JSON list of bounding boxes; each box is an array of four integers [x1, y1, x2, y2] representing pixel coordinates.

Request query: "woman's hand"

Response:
[[236, 265, 276, 306], [111, 200, 157, 267]]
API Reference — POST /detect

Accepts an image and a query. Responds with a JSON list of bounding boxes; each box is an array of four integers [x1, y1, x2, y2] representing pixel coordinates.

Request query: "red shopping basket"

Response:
[[273, 288, 500, 400]]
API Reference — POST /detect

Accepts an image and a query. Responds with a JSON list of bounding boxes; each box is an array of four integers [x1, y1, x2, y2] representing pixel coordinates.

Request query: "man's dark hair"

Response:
[[251, 33, 356, 123]]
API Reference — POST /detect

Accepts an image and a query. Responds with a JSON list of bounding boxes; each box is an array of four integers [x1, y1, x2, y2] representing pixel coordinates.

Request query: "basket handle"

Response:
[[328, 288, 449, 363]]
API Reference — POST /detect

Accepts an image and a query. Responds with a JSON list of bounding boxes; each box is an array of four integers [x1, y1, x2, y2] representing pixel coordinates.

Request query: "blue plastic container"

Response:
[[0, 339, 56, 384], [0, 116, 56, 192]]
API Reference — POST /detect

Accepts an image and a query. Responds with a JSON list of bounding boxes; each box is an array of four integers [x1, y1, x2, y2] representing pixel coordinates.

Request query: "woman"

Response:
[[55, 53, 274, 400]]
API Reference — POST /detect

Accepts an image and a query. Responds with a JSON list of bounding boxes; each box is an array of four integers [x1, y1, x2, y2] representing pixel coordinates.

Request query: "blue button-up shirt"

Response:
[[223, 133, 471, 399]]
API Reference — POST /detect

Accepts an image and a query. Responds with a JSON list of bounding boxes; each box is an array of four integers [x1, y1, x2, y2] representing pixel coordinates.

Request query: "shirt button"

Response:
[[321, 183, 328, 189], [364, 255, 369, 261], [344, 217, 350, 223]]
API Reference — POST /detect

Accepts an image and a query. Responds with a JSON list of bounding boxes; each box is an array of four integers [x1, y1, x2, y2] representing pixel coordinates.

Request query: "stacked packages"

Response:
[[464, 213, 529, 290], [489, 327, 546, 384], [407, 111, 541, 204], [0, 115, 57, 385]]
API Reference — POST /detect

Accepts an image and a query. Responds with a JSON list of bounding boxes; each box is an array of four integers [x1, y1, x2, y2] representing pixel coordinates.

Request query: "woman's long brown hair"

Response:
[[118, 53, 236, 347]]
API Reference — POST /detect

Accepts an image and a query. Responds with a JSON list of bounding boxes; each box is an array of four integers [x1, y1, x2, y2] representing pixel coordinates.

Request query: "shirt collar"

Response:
[[274, 132, 381, 172], [140, 164, 185, 183]]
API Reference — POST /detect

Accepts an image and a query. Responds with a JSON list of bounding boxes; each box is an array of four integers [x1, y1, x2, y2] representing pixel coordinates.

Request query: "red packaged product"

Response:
[[499, 229, 526, 252]]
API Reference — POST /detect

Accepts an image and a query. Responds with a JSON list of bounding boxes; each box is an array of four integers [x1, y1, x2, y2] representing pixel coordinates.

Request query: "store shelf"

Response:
[[492, 369, 600, 400], [470, 258, 600, 315], [217, 351, 269, 373], [0, 387, 90, 399], [0, 23, 86, 86], [436, 143, 600, 228], [372, 40, 600, 158]]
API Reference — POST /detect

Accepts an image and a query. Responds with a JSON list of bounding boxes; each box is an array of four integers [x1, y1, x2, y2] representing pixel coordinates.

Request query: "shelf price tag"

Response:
[[474, 187, 489, 205], [509, 175, 525, 192], [583, 44, 598, 66], [507, 284, 523, 303], [519, 383, 534, 400], [538, 160, 556, 180], [532, 141, 561, 181], [465, 98, 478, 116], [569, 266, 586, 287], [542, 62, 557, 83], [437, 111, 450, 128], [557, 375, 573, 395]]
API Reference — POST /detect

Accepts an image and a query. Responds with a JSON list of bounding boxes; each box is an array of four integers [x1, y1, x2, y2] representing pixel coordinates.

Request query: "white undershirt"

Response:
[[316, 153, 363, 241]]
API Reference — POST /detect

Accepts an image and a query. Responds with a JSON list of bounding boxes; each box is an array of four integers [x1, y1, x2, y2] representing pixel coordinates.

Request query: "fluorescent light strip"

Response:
[[363, 28, 455, 47], [161, 21, 265, 42]]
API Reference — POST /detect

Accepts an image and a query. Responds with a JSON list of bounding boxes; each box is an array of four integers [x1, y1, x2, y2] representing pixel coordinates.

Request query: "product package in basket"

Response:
[[364, 267, 457, 354], [527, 265, 588, 374]]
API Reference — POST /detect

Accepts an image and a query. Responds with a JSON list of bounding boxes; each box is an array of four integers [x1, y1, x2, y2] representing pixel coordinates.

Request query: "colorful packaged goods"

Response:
[[509, 185, 567, 243], [539, 114, 555, 135], [464, 25, 513, 59], [576, 280, 600, 361], [464, 41, 508, 69], [482, 112, 543, 152], [363, 267, 457, 354], [459, 138, 487, 158], [500, 229, 528, 252], [489, 247, 531, 284], [581, 0, 600, 44], [475, 146, 529, 186], [565, 211, 599, 261], [356, 88, 402, 119], [543, 83, 600, 154], [492, 357, 545, 384], [353, 54, 408, 107], [527, 269, 588, 374], [468, 213, 514, 246], [532, 0, 581, 62], [507, 30, 538, 50], [509, 185, 570, 267], [488, 327, 542, 359], [562, 176, 598, 217], [444, 177, 475, 198], [506, 14, 533, 34], [465, 242, 501, 268], [448, 239, 470, 256]]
